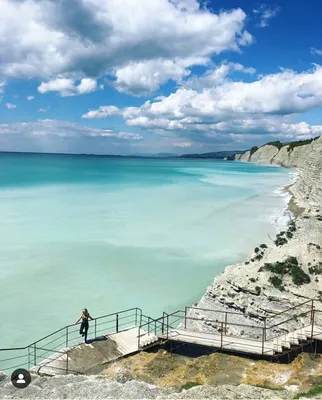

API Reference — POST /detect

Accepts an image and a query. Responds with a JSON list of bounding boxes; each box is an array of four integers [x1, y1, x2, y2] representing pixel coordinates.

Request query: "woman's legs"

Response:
[[79, 321, 85, 336], [84, 322, 89, 342]]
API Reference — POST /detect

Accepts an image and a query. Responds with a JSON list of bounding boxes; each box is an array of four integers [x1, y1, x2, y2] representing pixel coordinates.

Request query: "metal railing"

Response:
[[1, 300, 321, 374], [161, 299, 321, 357], [0, 307, 142, 374]]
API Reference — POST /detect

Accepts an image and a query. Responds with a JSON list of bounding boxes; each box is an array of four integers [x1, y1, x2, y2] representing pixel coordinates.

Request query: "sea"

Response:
[[0, 153, 295, 349]]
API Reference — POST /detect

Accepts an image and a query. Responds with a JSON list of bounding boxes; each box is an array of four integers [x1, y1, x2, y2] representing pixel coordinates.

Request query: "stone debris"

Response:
[[0, 374, 294, 399]]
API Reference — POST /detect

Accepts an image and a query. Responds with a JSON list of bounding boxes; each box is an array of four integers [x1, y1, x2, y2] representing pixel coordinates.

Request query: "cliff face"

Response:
[[235, 136, 322, 208], [188, 136, 322, 338]]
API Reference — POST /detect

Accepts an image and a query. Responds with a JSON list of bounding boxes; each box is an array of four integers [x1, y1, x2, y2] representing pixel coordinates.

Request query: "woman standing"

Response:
[[75, 308, 94, 343]]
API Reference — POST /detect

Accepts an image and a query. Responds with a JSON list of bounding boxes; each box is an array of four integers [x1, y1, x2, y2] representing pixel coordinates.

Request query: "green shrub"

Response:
[[287, 138, 317, 152], [308, 263, 322, 275], [294, 384, 322, 399], [250, 146, 258, 156], [266, 141, 283, 150], [181, 382, 202, 391], [264, 257, 310, 286], [269, 275, 285, 291], [260, 244, 268, 249], [292, 268, 311, 285]]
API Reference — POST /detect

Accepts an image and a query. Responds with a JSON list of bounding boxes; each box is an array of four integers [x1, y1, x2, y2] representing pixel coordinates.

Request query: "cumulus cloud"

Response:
[[27, 96, 34, 100], [311, 47, 322, 56], [185, 62, 256, 89], [5, 102, 16, 109], [38, 78, 97, 96], [110, 57, 208, 96], [0, 0, 252, 95], [82, 64, 322, 143], [253, 4, 280, 28]]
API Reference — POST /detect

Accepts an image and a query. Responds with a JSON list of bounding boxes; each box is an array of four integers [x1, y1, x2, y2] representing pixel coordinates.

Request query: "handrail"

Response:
[[267, 299, 314, 320], [0, 307, 142, 352], [186, 306, 255, 317]]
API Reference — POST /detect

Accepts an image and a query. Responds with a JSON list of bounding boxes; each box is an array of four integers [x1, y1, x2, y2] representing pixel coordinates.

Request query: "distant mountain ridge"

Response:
[[0, 150, 245, 159], [179, 150, 245, 160]]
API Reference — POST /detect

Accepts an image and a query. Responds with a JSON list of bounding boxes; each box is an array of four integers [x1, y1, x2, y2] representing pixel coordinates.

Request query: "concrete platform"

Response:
[[32, 327, 159, 376]]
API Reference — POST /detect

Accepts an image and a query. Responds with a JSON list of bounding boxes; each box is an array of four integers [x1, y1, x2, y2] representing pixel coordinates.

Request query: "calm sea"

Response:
[[0, 153, 293, 348]]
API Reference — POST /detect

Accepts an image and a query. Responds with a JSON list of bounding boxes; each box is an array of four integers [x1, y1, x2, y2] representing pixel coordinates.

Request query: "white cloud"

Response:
[[311, 47, 322, 56], [37, 108, 47, 112], [185, 62, 256, 89], [110, 57, 208, 96], [82, 64, 322, 142], [27, 96, 34, 100], [38, 78, 97, 96], [5, 102, 16, 109], [0, 120, 143, 140], [253, 4, 280, 28], [0, 81, 4, 102], [0, 0, 252, 95], [0, 120, 144, 154]]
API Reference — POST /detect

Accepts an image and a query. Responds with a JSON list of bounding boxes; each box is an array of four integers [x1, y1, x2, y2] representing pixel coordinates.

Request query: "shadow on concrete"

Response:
[[86, 336, 108, 344]]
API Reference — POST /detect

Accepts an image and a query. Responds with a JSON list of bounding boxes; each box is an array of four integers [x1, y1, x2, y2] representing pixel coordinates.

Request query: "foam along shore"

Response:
[[187, 136, 322, 336]]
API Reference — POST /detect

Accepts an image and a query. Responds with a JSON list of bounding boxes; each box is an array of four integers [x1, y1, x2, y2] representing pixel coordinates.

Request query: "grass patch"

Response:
[[294, 385, 322, 399], [181, 381, 202, 391], [252, 384, 284, 391]]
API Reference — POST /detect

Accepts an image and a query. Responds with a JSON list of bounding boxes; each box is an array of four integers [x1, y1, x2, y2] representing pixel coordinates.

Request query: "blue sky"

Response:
[[0, 0, 322, 154]]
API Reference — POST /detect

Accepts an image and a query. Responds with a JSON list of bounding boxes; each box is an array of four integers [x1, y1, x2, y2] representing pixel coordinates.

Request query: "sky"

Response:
[[0, 0, 322, 155]]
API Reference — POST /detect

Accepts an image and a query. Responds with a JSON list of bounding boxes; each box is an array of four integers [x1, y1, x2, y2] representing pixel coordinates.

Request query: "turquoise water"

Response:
[[0, 154, 293, 348]]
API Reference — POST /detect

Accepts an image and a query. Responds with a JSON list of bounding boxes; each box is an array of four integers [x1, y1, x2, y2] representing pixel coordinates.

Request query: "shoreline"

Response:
[[187, 140, 322, 336]]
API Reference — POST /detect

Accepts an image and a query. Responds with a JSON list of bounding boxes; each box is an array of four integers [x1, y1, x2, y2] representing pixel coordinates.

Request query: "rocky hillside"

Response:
[[187, 135, 322, 338], [235, 136, 322, 209]]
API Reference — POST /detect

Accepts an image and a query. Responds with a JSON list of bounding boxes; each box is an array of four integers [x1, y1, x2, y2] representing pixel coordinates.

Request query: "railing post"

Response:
[[135, 309, 137, 326], [220, 322, 223, 348], [311, 303, 315, 339], [66, 350, 69, 375], [154, 319, 157, 335], [184, 307, 187, 329], [224, 312, 227, 335], [162, 313, 165, 335], [148, 317, 150, 334], [137, 318, 141, 349], [262, 326, 265, 355], [311, 299, 314, 324], [28, 346, 30, 369], [66, 326, 69, 347], [33, 344, 37, 366], [116, 313, 119, 333], [94, 319, 97, 338], [264, 317, 267, 341], [167, 314, 169, 339]]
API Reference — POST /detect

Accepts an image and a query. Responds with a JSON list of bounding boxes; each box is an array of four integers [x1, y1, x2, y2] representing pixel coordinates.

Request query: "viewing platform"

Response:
[[1, 300, 322, 376]]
